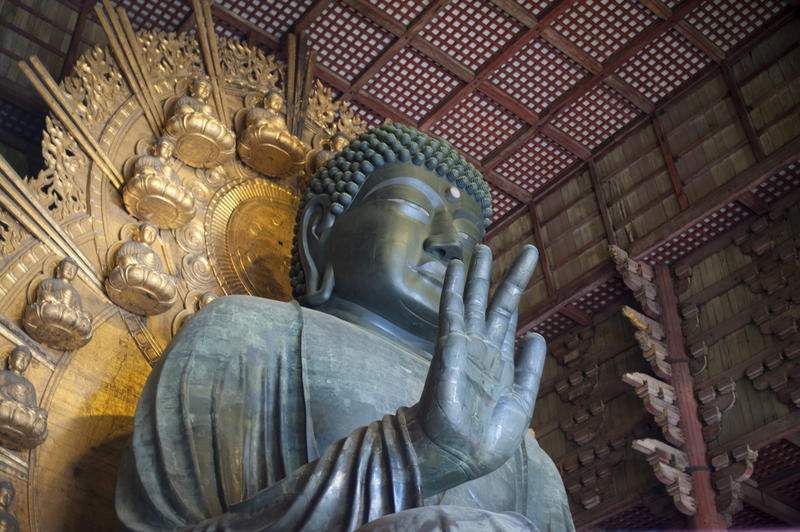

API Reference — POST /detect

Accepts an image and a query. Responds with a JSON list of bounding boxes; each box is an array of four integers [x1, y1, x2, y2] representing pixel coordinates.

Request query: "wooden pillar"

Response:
[[654, 264, 727, 530]]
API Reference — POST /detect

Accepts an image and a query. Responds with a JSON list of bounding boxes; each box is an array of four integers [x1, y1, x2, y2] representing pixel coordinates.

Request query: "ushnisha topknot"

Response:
[[289, 123, 493, 298]]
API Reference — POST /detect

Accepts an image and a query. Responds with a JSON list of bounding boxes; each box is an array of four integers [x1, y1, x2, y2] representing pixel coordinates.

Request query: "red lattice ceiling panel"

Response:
[[495, 133, 578, 193], [348, 101, 384, 130], [221, 0, 312, 38], [419, 0, 524, 71], [431, 90, 525, 162], [528, 312, 576, 341], [363, 47, 462, 122], [731, 502, 788, 529], [616, 28, 711, 104], [752, 438, 800, 482], [774, 477, 800, 513], [551, 84, 640, 151], [551, 0, 658, 63], [571, 276, 626, 316], [685, 0, 784, 53], [367, 0, 430, 27], [643, 201, 748, 265], [308, 1, 394, 82], [0, 97, 44, 145], [751, 159, 800, 205], [595, 503, 669, 530], [214, 18, 247, 41], [488, 37, 589, 115], [488, 185, 520, 224], [119, 0, 190, 31], [514, 0, 555, 17]]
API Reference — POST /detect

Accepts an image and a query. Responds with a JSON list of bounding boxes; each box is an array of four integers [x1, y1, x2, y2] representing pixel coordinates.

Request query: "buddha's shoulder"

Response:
[[170, 296, 303, 346]]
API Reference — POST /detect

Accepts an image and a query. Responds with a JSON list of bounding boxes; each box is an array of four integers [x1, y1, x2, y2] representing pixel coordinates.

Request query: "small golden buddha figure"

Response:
[[306, 132, 350, 177], [0, 481, 18, 532], [237, 90, 307, 177], [165, 77, 235, 168], [23, 258, 93, 351], [0, 346, 48, 450], [123, 136, 196, 229], [106, 222, 178, 316]]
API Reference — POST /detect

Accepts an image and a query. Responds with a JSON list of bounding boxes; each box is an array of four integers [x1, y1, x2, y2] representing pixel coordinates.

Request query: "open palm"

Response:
[[410, 244, 546, 495]]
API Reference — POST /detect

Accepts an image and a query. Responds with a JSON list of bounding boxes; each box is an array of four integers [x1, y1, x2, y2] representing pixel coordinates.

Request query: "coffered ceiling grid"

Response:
[[220, 0, 313, 37]]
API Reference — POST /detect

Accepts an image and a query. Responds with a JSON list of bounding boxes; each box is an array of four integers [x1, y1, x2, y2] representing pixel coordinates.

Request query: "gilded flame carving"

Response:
[[23, 258, 93, 351], [106, 222, 177, 315], [0, 346, 47, 450], [165, 77, 235, 168], [123, 136, 196, 229]]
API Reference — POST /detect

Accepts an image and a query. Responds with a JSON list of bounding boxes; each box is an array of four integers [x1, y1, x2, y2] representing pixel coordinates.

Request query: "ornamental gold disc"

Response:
[[205, 178, 298, 300]]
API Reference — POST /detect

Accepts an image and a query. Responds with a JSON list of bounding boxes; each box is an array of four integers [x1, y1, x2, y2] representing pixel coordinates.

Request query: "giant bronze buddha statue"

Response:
[[116, 124, 573, 531]]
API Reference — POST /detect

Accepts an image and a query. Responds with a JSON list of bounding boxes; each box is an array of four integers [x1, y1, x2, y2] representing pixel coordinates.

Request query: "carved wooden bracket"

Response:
[[623, 372, 684, 446], [562, 437, 626, 510], [549, 326, 594, 368], [745, 340, 800, 407], [555, 363, 600, 404], [559, 401, 605, 446], [610, 245, 660, 317], [696, 378, 737, 441], [632, 438, 696, 516], [710, 445, 758, 526]]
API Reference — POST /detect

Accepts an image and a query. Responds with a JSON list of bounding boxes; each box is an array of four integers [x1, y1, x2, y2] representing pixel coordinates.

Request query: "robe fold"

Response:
[[116, 296, 574, 531]]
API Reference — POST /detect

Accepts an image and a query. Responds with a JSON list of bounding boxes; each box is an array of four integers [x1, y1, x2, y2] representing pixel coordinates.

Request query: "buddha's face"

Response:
[[0, 484, 12, 507], [323, 163, 484, 341], [9, 348, 30, 373], [265, 92, 282, 111], [193, 79, 211, 101], [58, 259, 78, 281], [139, 223, 158, 245], [156, 139, 174, 160]]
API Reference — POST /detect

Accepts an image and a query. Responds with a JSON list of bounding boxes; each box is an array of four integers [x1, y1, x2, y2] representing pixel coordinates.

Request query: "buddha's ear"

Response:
[[298, 195, 336, 305]]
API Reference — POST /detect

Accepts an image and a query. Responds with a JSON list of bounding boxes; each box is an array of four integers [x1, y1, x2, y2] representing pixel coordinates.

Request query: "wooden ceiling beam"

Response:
[[60, 0, 93, 79], [652, 115, 688, 210], [292, 0, 334, 34], [721, 62, 765, 161], [604, 74, 655, 114], [342, 0, 449, 99], [742, 482, 800, 525], [483, 0, 707, 172], [675, 21, 725, 63], [417, 0, 583, 132], [485, 203, 528, 241], [528, 203, 555, 295], [517, 262, 617, 333], [629, 136, 800, 260], [487, 0, 537, 28], [210, 4, 279, 50], [587, 159, 616, 247], [540, 123, 590, 160], [559, 304, 591, 326]]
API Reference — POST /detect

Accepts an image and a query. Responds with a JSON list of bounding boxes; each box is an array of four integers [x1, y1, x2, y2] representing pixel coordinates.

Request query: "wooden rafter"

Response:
[[652, 114, 688, 210], [60, 0, 93, 79], [528, 203, 555, 295], [742, 483, 800, 525], [587, 159, 616, 246]]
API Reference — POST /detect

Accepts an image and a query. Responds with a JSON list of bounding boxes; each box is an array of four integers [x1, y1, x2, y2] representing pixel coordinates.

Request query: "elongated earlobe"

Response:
[[298, 196, 335, 305]]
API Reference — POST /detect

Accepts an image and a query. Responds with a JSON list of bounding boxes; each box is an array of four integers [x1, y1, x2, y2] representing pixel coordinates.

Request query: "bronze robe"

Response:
[[117, 296, 573, 531]]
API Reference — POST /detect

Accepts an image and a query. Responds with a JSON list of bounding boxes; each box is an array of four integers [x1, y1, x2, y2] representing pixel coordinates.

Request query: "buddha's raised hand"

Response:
[[406, 244, 546, 496]]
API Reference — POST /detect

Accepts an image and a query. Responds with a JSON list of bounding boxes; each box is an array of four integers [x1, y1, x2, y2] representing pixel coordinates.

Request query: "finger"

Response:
[[498, 310, 518, 389], [438, 258, 466, 340], [511, 332, 547, 416], [463, 244, 492, 334], [486, 245, 538, 345]]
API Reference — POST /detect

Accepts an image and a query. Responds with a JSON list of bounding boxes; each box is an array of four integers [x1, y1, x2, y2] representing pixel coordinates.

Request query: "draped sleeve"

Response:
[[115, 296, 423, 531]]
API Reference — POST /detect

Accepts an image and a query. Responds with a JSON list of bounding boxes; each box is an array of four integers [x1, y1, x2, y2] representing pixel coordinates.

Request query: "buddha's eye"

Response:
[[385, 198, 431, 222], [458, 231, 478, 248]]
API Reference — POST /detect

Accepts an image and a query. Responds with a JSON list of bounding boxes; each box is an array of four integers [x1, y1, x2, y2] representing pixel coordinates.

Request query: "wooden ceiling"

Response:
[[1, 1, 800, 530]]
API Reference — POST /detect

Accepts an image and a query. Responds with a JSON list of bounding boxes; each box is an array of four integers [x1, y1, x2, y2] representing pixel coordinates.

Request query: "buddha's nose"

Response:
[[423, 212, 463, 261]]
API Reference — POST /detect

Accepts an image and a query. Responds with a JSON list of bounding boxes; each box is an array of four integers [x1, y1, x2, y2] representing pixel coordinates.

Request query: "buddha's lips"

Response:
[[414, 260, 447, 286]]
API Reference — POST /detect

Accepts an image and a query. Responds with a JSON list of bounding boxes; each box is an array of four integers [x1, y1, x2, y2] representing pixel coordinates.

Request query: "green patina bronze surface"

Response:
[[116, 125, 575, 531]]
